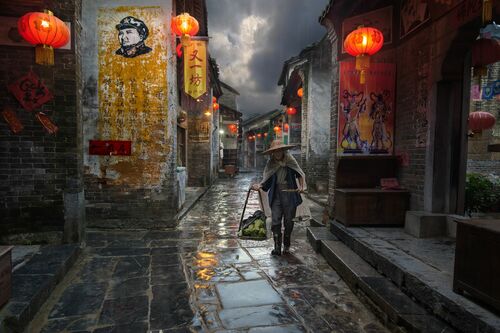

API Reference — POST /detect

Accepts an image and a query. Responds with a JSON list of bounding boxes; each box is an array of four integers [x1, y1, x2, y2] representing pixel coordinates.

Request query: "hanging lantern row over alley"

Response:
[[344, 26, 384, 84], [171, 12, 199, 47], [17, 10, 70, 66]]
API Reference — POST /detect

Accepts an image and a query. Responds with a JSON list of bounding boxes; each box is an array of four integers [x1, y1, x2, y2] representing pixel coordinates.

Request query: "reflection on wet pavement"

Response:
[[29, 173, 388, 332]]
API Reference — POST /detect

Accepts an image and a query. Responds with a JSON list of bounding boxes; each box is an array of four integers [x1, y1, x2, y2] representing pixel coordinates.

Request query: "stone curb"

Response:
[[175, 186, 210, 222], [0, 244, 81, 333]]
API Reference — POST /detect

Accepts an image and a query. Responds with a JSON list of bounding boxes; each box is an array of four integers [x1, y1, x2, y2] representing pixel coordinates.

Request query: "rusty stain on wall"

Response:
[[97, 6, 168, 187]]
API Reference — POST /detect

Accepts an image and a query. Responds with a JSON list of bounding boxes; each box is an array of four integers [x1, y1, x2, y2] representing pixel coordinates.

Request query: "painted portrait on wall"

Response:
[[97, 6, 168, 186], [115, 16, 152, 58]]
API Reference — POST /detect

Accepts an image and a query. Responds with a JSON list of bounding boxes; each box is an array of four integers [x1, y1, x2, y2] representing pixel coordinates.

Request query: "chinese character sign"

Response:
[[8, 71, 53, 112], [184, 40, 207, 99], [337, 62, 396, 155]]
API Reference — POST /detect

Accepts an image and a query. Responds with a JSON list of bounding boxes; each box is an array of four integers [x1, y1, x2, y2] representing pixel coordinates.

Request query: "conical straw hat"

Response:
[[262, 140, 297, 154]]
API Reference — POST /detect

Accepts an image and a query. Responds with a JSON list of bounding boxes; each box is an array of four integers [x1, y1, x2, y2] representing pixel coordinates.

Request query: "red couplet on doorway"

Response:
[[89, 140, 132, 156]]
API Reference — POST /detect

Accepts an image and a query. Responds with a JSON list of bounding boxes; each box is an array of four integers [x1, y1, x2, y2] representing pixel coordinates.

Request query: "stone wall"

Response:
[[82, 0, 179, 228], [0, 0, 84, 240]]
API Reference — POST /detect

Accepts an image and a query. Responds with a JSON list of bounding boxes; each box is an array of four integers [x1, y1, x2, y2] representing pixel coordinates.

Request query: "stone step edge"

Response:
[[307, 228, 455, 333], [1, 245, 81, 333], [329, 220, 500, 333]]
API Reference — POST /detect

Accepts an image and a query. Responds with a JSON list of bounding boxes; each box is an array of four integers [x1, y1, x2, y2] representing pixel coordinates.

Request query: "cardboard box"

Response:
[[0, 246, 13, 309]]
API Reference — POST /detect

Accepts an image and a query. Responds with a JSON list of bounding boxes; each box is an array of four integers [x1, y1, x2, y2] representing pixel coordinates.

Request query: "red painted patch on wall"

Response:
[[89, 140, 132, 156]]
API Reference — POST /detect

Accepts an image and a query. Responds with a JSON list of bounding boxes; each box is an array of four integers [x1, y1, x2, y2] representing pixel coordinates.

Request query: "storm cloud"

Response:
[[206, 0, 329, 118]]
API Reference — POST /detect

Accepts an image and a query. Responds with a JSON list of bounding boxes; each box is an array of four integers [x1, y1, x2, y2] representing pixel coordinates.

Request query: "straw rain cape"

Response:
[[259, 151, 311, 220]]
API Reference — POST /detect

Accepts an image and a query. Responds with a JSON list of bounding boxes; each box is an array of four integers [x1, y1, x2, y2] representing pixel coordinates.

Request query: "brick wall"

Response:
[[467, 62, 500, 177], [326, 31, 339, 218], [0, 0, 83, 238]]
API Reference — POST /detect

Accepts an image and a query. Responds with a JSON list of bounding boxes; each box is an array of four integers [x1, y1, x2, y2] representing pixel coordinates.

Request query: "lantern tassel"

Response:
[[356, 54, 370, 84], [35, 45, 54, 66]]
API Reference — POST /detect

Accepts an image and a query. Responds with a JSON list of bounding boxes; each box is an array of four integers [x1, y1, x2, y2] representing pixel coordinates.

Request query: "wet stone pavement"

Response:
[[29, 174, 388, 333]]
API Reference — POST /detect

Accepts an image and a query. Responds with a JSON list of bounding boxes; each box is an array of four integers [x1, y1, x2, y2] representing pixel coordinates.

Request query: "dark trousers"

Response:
[[271, 184, 297, 247]]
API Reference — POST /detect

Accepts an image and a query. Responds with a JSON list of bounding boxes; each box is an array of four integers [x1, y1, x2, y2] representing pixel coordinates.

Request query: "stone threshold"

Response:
[[0, 244, 80, 333], [321, 221, 500, 332], [307, 226, 456, 333]]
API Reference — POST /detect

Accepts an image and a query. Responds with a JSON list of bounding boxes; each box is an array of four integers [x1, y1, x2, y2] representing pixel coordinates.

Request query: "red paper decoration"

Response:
[[35, 112, 58, 134], [8, 71, 53, 111], [1, 107, 24, 134]]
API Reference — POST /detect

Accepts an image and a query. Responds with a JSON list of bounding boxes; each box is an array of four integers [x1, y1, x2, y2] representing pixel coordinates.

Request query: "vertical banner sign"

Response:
[[97, 6, 168, 187], [184, 40, 207, 99], [337, 62, 396, 155]]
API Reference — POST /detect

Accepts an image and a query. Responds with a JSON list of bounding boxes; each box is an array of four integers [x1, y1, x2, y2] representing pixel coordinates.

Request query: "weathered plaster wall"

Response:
[[0, 0, 84, 240], [306, 39, 331, 192], [82, 0, 178, 227]]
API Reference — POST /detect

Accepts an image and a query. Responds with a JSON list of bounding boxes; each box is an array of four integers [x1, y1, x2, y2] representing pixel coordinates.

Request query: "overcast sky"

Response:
[[206, 0, 329, 118]]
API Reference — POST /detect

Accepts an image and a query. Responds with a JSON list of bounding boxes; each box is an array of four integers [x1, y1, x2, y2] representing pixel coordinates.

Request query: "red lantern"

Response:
[[472, 38, 500, 77], [264, 132, 268, 137], [257, 133, 262, 138], [171, 12, 199, 47], [284, 123, 289, 131], [344, 26, 384, 84], [297, 87, 303, 98], [286, 107, 297, 115], [17, 10, 70, 66], [212, 96, 217, 103], [213, 102, 219, 111], [273, 125, 281, 132], [469, 111, 496, 133], [228, 124, 237, 134]]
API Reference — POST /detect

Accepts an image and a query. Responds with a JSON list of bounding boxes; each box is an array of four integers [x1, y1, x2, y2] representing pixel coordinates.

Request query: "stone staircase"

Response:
[[307, 221, 500, 333]]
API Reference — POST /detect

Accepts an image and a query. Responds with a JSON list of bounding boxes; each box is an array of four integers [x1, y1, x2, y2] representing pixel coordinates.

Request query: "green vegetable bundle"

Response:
[[242, 218, 266, 238]]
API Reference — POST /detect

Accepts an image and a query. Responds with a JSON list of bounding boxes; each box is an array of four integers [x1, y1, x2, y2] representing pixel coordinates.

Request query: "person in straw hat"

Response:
[[252, 139, 307, 255]]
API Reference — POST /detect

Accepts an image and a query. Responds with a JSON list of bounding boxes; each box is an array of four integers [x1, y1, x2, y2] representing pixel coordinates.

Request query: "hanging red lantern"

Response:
[[17, 10, 70, 66], [297, 87, 303, 98], [257, 133, 262, 138], [472, 37, 500, 77], [286, 107, 297, 115], [469, 111, 496, 133], [273, 125, 281, 132], [213, 102, 219, 111], [344, 26, 384, 84], [228, 123, 237, 134], [171, 12, 199, 47], [212, 96, 217, 103], [264, 132, 268, 137], [284, 123, 289, 131]]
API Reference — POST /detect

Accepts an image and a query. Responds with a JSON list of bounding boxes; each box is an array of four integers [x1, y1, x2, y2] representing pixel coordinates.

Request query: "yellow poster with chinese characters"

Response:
[[97, 6, 168, 187], [184, 40, 207, 99]]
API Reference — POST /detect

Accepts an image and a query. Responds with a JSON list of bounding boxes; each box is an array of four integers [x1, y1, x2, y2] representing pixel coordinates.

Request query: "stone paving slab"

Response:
[[216, 280, 282, 308]]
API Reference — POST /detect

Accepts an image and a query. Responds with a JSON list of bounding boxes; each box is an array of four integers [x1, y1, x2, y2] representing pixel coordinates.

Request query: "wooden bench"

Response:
[[334, 156, 409, 226]]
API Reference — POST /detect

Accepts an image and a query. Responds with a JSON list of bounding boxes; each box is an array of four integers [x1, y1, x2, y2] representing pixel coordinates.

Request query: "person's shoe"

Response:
[[271, 232, 282, 256], [282, 246, 290, 254]]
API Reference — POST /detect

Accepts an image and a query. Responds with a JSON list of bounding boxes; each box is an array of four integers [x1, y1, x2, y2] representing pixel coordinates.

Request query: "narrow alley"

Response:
[[28, 174, 387, 333]]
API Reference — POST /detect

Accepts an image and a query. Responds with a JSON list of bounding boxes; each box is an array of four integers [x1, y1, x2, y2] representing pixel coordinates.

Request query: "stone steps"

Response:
[[0, 244, 80, 333], [307, 226, 456, 333], [328, 220, 500, 333]]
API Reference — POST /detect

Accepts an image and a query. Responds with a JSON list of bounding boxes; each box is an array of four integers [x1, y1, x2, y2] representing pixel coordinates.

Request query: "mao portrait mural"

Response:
[[97, 6, 168, 186], [115, 16, 152, 58]]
